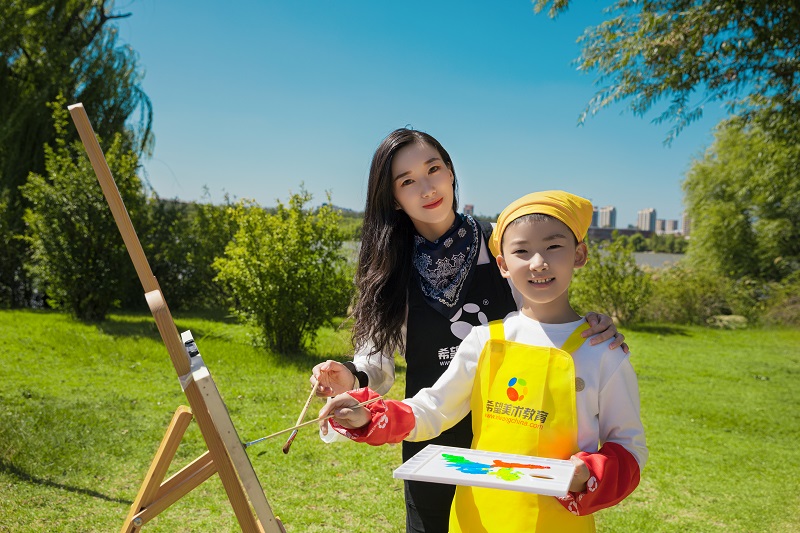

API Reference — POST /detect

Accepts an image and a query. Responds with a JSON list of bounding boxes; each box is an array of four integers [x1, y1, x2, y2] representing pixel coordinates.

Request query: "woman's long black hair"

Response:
[[350, 128, 459, 356]]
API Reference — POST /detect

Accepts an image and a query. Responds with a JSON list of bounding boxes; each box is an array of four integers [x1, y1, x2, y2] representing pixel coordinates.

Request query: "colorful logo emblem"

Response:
[[506, 377, 527, 402]]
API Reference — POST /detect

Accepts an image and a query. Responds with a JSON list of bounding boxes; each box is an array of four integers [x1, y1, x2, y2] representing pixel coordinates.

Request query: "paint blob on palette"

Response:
[[393, 445, 576, 497]]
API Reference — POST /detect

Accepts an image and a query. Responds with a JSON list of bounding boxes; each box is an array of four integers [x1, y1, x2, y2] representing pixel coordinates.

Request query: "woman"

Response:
[[312, 128, 626, 533]]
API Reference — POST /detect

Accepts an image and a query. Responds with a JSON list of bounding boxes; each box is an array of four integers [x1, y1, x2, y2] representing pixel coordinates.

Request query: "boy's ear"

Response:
[[496, 254, 511, 278], [573, 242, 588, 268]]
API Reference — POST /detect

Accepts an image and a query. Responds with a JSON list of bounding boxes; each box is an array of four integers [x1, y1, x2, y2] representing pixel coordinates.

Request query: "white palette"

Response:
[[393, 445, 576, 497]]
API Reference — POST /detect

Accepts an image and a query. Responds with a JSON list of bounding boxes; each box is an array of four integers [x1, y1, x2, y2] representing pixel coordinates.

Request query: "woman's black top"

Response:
[[401, 222, 517, 532]]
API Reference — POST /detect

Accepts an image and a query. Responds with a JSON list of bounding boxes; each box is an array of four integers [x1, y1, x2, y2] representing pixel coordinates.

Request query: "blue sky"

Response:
[[115, 0, 727, 228]]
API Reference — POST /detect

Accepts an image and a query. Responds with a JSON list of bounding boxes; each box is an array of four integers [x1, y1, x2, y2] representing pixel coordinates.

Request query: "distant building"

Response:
[[681, 211, 691, 236], [637, 208, 656, 232], [591, 207, 599, 228], [665, 219, 678, 234], [655, 219, 666, 235], [463, 204, 474, 216], [597, 206, 616, 229]]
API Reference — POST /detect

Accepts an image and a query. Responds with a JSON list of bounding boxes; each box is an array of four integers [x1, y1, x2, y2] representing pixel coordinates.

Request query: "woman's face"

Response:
[[391, 142, 456, 241]]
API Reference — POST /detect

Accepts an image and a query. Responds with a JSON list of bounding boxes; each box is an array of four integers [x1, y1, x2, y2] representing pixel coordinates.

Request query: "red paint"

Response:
[[492, 459, 550, 470]]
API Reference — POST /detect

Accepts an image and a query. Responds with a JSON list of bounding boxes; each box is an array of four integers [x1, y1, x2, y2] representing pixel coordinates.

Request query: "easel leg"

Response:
[[122, 406, 194, 533], [184, 380, 267, 533]]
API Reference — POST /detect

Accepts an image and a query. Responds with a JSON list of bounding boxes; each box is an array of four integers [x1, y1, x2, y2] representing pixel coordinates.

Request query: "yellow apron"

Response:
[[448, 320, 595, 532]]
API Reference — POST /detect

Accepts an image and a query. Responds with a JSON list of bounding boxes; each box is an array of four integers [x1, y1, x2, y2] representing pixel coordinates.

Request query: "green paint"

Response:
[[442, 453, 470, 464], [489, 467, 523, 481]]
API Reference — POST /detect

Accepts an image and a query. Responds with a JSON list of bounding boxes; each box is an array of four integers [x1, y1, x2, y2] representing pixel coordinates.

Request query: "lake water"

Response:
[[346, 242, 683, 269]]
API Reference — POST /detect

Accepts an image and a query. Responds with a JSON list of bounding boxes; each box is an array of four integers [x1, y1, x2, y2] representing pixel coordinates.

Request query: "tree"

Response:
[[138, 196, 196, 310], [141, 191, 239, 311], [0, 0, 151, 306], [183, 192, 240, 310], [533, 1, 800, 142], [683, 119, 800, 281], [570, 239, 652, 325], [628, 233, 647, 252], [21, 97, 145, 321], [214, 189, 354, 353]]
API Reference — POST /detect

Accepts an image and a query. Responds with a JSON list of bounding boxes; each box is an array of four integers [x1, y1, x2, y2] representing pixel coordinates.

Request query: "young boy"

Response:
[[320, 190, 647, 532]]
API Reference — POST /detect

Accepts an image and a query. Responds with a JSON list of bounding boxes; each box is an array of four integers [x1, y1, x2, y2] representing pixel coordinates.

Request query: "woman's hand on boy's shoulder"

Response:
[[583, 312, 629, 354]]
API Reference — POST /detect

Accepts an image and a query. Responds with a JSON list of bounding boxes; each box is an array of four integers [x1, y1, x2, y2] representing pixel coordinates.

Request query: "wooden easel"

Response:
[[68, 103, 285, 533]]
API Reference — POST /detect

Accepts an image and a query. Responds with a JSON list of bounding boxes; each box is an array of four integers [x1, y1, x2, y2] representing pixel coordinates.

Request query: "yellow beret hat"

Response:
[[489, 190, 593, 257]]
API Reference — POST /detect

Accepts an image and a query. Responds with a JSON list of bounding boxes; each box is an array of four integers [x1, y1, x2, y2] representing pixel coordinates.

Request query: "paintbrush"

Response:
[[244, 395, 383, 449], [282, 382, 318, 454]]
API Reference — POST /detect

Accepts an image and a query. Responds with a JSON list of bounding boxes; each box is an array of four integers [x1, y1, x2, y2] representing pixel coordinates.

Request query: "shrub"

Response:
[[763, 271, 800, 327], [138, 196, 195, 310], [213, 188, 354, 353], [140, 192, 238, 311], [184, 192, 239, 309], [639, 263, 772, 326], [570, 239, 652, 325], [21, 100, 145, 321], [640, 264, 732, 325]]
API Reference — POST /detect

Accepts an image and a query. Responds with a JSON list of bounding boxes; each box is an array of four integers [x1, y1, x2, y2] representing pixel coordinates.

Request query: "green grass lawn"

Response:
[[1, 310, 798, 532]]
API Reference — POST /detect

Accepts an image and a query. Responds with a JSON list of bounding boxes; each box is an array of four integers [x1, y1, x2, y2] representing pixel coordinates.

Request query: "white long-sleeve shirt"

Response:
[[402, 313, 648, 468]]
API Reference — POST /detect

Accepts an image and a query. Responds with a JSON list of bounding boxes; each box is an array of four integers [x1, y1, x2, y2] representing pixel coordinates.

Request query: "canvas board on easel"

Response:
[[393, 445, 576, 497]]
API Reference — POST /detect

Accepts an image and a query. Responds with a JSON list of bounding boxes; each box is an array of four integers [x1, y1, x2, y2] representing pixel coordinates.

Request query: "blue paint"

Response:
[[442, 453, 493, 475]]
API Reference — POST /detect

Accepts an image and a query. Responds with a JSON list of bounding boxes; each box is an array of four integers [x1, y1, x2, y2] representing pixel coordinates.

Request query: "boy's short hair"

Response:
[[489, 190, 593, 257]]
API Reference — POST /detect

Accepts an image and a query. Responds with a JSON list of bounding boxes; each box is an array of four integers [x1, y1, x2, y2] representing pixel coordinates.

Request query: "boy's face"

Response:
[[496, 216, 588, 310]]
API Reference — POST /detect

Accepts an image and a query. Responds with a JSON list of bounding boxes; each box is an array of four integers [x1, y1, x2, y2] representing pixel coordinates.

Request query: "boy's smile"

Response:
[[496, 216, 587, 323]]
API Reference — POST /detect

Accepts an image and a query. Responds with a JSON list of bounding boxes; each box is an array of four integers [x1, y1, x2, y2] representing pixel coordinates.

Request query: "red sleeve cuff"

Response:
[[328, 388, 416, 445], [557, 442, 641, 516]]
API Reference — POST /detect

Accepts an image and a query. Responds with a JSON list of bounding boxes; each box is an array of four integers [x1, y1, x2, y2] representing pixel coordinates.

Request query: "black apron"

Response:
[[402, 223, 517, 533]]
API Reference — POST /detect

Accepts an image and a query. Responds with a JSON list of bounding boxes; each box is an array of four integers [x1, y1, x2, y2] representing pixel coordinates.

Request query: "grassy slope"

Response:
[[0, 310, 406, 532], [597, 324, 800, 532], [0, 310, 798, 532]]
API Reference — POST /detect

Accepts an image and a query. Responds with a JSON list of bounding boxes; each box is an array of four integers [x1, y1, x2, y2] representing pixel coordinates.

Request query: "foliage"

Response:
[[123, 191, 237, 312], [613, 231, 688, 253], [0, 192, 22, 308], [763, 271, 800, 327], [0, 0, 152, 307], [183, 192, 239, 309], [2, 310, 800, 531], [338, 212, 363, 240], [533, 0, 800, 142], [639, 263, 764, 325], [570, 239, 651, 325], [138, 197, 195, 310], [214, 188, 354, 353], [683, 120, 800, 282], [20, 97, 145, 321]]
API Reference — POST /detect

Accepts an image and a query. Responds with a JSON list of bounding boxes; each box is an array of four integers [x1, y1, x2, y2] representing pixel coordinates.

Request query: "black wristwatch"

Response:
[[342, 361, 368, 389]]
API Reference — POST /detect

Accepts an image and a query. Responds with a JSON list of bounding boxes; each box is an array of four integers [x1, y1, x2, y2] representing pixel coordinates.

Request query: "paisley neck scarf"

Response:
[[412, 214, 480, 318]]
